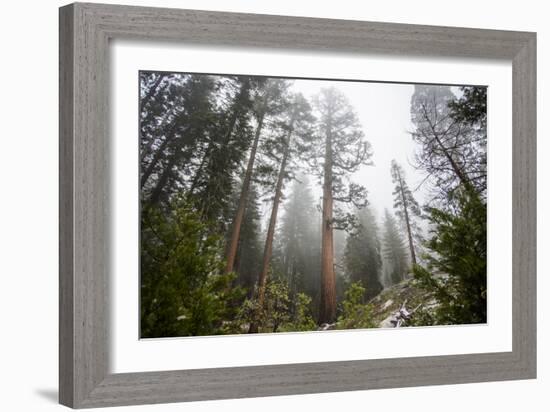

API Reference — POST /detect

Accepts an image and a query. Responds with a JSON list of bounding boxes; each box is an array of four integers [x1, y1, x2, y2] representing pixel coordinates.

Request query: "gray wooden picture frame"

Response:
[[59, 2, 536, 408]]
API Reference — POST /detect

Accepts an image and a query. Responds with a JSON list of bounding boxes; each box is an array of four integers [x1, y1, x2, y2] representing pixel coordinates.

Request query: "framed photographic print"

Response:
[[59, 2, 536, 408]]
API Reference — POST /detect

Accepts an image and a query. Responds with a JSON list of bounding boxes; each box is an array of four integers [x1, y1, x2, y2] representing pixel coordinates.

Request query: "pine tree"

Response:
[[390, 160, 421, 266], [381, 209, 409, 285], [139, 72, 178, 165], [230, 182, 263, 296], [343, 206, 383, 301], [448, 86, 487, 197], [413, 188, 487, 324], [448, 86, 487, 129], [410, 85, 486, 199], [140, 198, 243, 338], [225, 79, 291, 273], [249, 93, 314, 332], [189, 76, 263, 227], [274, 176, 321, 314], [410, 85, 487, 325], [140, 74, 220, 206], [310, 87, 373, 324]]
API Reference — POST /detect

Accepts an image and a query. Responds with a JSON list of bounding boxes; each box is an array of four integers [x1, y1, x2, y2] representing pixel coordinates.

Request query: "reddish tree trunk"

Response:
[[225, 111, 265, 273], [249, 127, 293, 333], [319, 125, 336, 325]]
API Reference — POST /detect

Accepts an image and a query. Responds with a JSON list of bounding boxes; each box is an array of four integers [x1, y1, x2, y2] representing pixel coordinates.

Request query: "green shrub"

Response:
[[413, 188, 487, 325], [140, 200, 244, 338], [335, 282, 376, 329]]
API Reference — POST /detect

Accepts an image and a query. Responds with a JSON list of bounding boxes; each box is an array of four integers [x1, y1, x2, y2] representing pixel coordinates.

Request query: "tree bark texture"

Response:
[[249, 125, 293, 333], [396, 169, 417, 267], [225, 111, 265, 273]]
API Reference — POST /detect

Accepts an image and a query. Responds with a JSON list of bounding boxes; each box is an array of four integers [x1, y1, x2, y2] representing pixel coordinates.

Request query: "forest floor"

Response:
[[369, 278, 436, 327]]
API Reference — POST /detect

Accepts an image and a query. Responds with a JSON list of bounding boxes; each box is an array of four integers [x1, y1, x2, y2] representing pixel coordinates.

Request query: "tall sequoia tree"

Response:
[[311, 87, 373, 324], [249, 94, 314, 332], [381, 209, 409, 285], [390, 160, 421, 266], [410, 85, 486, 199], [225, 79, 290, 273], [343, 206, 383, 301]]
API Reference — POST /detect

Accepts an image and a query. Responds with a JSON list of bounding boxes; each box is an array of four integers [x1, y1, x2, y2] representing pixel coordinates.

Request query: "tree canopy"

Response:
[[139, 73, 488, 336]]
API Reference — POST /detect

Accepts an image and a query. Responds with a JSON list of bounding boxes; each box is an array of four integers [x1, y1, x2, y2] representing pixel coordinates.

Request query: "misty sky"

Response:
[[280, 79, 427, 224]]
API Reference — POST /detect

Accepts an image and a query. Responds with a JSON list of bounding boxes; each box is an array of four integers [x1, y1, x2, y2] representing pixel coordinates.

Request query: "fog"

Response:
[[140, 71, 488, 335], [261, 79, 428, 227]]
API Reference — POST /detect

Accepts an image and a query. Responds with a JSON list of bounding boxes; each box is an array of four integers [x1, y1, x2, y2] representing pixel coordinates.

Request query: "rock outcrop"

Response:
[[368, 278, 438, 327]]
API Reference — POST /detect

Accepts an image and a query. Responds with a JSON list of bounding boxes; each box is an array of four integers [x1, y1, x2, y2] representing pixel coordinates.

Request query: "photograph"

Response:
[[139, 71, 487, 338]]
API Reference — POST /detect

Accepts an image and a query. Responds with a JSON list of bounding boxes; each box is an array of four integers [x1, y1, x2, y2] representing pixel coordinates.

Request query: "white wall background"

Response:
[[0, 0, 546, 411]]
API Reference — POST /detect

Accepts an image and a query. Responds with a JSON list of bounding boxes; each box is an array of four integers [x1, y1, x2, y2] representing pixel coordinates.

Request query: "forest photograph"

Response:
[[139, 71, 487, 338]]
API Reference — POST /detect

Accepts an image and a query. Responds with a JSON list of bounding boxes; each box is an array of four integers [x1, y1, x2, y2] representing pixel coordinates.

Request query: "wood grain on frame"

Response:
[[59, 2, 536, 408]]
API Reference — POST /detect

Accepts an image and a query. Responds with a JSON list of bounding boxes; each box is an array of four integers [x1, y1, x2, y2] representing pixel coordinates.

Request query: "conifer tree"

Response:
[[390, 160, 421, 266], [274, 176, 321, 313], [381, 209, 409, 285], [140, 198, 243, 338], [448, 86, 487, 129], [343, 206, 383, 301], [229, 182, 263, 295], [139, 72, 178, 165], [310, 87, 373, 324], [225, 79, 291, 273], [140, 74, 219, 205], [189, 76, 263, 226], [413, 188, 487, 324], [411, 85, 487, 325], [249, 93, 314, 332], [410, 85, 486, 199]]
